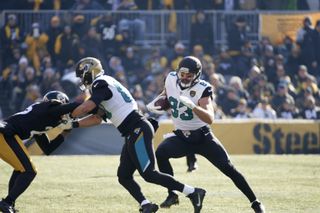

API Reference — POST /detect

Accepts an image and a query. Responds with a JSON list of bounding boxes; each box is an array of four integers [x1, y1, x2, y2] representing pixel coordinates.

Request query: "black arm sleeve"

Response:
[[34, 134, 65, 155], [90, 80, 113, 105], [201, 86, 213, 99], [48, 102, 82, 117]]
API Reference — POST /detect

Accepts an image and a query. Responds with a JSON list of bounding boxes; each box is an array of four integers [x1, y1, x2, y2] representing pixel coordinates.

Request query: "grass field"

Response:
[[0, 155, 319, 213]]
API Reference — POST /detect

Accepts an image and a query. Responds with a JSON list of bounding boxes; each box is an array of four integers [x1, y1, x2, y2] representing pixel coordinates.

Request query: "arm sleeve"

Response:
[[34, 134, 65, 155], [201, 86, 213, 99], [89, 80, 113, 106], [48, 102, 81, 117]]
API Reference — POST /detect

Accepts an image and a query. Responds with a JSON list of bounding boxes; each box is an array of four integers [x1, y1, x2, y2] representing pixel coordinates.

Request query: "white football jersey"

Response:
[[165, 72, 212, 130], [92, 75, 138, 127]]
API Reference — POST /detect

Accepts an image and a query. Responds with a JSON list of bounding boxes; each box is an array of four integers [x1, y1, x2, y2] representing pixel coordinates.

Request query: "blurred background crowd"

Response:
[[1, 0, 320, 120]]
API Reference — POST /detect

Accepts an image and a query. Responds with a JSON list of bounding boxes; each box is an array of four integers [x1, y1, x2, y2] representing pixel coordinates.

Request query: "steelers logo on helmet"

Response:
[[75, 57, 104, 91], [177, 56, 202, 89], [43, 91, 69, 104]]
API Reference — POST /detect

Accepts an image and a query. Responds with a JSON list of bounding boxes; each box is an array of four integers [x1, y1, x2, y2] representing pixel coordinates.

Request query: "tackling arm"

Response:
[[71, 100, 97, 118]]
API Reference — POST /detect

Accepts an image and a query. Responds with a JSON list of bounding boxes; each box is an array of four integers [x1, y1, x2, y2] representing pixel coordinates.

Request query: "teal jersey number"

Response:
[[168, 96, 193, 120], [115, 83, 132, 103]]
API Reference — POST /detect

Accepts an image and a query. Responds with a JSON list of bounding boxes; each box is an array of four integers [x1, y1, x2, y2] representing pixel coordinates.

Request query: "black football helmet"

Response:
[[176, 56, 202, 88], [43, 91, 69, 104], [75, 57, 104, 90]]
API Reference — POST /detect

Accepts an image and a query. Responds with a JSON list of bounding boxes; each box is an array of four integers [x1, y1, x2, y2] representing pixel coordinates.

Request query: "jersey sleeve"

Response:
[[48, 102, 81, 117], [200, 85, 213, 99], [89, 80, 113, 106]]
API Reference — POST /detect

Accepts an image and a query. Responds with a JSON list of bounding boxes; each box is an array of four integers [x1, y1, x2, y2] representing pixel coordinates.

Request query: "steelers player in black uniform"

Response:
[[0, 91, 80, 213]]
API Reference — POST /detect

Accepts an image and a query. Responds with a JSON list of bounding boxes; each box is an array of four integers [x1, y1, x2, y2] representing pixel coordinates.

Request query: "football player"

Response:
[[59, 57, 206, 213], [0, 91, 80, 213], [147, 56, 266, 213]]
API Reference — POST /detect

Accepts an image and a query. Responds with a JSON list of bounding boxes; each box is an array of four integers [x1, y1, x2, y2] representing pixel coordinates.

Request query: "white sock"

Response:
[[141, 199, 150, 206], [182, 184, 195, 195]]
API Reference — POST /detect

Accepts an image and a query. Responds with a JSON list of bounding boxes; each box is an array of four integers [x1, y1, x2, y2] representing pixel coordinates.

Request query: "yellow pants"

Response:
[[0, 133, 36, 173]]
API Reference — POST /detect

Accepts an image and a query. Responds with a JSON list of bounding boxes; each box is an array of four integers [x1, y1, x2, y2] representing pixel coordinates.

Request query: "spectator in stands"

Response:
[[20, 84, 42, 110], [252, 97, 277, 119], [229, 76, 249, 100], [237, 40, 255, 78], [221, 87, 240, 116], [81, 26, 103, 60], [144, 48, 168, 77], [190, 10, 214, 55], [209, 73, 227, 106], [46, 16, 63, 66], [132, 84, 147, 114], [135, 0, 161, 9], [215, 47, 236, 81], [25, 22, 49, 76], [39, 68, 62, 95], [72, 14, 89, 39], [256, 74, 275, 100], [227, 16, 247, 57], [96, 14, 121, 59], [0, 14, 25, 69], [285, 44, 303, 79], [230, 98, 252, 119], [261, 44, 277, 84], [71, 0, 104, 10], [108, 56, 128, 87], [271, 82, 295, 114], [293, 65, 317, 94], [296, 16, 316, 73], [192, 45, 213, 74], [277, 97, 299, 119], [312, 19, 320, 79], [300, 95, 320, 119], [122, 47, 144, 87], [55, 25, 80, 69], [117, 0, 146, 42], [169, 42, 186, 70]]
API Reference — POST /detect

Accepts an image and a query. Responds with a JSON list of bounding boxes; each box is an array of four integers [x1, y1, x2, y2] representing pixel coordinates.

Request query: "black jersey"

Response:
[[1, 101, 79, 140]]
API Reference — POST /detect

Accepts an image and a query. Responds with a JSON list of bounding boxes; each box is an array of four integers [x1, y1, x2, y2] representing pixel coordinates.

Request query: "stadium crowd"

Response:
[[1, 0, 320, 120]]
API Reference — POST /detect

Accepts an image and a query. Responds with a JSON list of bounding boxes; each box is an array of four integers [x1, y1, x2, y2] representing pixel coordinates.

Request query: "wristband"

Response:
[[72, 121, 79, 128]]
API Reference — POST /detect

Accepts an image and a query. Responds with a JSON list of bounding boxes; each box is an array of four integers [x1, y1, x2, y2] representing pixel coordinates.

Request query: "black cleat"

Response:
[[139, 203, 159, 213], [187, 162, 198, 172], [160, 193, 179, 208], [0, 200, 15, 213], [251, 200, 265, 213], [187, 188, 206, 213]]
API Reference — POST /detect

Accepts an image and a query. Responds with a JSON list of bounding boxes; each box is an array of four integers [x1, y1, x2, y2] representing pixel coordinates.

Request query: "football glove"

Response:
[[146, 95, 167, 115], [57, 119, 73, 130], [179, 95, 196, 109]]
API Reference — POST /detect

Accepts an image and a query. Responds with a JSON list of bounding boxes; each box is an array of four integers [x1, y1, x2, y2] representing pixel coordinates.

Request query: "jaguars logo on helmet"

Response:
[[176, 56, 202, 89], [43, 91, 69, 104], [75, 57, 104, 90]]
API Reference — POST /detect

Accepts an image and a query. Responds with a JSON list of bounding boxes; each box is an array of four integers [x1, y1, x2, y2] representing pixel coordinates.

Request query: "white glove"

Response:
[[57, 119, 73, 130], [179, 96, 196, 109], [146, 96, 166, 115]]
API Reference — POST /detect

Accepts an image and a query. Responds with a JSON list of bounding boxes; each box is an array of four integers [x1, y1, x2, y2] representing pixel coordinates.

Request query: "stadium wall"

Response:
[[28, 120, 320, 155]]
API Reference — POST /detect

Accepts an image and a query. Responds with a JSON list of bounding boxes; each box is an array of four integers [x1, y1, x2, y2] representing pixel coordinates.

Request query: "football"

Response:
[[154, 96, 170, 110]]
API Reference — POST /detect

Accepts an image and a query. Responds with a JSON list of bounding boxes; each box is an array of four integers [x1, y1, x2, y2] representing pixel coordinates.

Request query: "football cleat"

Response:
[[251, 200, 265, 213], [187, 162, 198, 173], [160, 193, 179, 208], [0, 199, 16, 213], [139, 203, 159, 213], [187, 188, 206, 213]]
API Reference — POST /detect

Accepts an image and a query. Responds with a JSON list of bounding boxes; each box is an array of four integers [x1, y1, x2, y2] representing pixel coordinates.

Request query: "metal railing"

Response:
[[1, 10, 260, 48]]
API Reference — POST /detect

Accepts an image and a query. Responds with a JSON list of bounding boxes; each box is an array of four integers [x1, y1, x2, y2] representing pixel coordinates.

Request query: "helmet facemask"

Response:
[[75, 57, 104, 91], [176, 56, 202, 89]]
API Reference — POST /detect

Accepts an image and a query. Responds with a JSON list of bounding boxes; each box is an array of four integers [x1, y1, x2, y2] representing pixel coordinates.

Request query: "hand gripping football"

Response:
[[154, 95, 170, 111]]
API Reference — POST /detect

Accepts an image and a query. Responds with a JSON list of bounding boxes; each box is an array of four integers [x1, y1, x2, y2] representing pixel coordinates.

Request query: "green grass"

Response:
[[0, 155, 319, 213]]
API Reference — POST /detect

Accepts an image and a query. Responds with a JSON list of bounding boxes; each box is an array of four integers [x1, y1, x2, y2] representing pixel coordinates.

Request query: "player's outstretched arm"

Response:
[[71, 100, 97, 118]]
